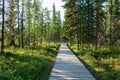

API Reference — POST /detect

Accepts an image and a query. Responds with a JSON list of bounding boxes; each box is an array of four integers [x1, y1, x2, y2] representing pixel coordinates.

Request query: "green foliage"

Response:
[[51, 4, 61, 42], [6, 0, 16, 46], [92, 46, 120, 60], [62, 0, 76, 42], [71, 44, 120, 80], [0, 43, 60, 80], [92, 49, 112, 60], [102, 70, 120, 80]]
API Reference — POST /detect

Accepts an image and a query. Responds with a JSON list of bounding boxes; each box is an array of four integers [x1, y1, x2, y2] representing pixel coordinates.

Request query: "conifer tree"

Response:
[[51, 3, 57, 42], [7, 0, 16, 46]]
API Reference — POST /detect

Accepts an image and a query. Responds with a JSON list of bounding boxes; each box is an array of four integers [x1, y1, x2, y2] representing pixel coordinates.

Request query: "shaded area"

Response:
[[0, 44, 60, 80]]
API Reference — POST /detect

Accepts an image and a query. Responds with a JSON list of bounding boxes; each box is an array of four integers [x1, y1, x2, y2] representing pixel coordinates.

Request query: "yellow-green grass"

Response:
[[70, 44, 120, 80], [0, 42, 60, 80]]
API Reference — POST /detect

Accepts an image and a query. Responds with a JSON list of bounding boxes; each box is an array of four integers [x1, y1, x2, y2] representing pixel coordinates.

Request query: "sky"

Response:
[[42, 0, 65, 20]]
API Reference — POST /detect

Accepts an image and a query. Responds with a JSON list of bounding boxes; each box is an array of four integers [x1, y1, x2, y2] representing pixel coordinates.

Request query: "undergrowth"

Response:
[[71, 44, 120, 80], [0, 43, 60, 80]]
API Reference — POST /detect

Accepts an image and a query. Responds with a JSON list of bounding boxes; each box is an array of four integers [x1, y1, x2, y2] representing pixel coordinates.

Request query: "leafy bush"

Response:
[[102, 71, 120, 80], [91, 46, 120, 60], [13, 60, 43, 79], [92, 50, 111, 60], [0, 70, 11, 80]]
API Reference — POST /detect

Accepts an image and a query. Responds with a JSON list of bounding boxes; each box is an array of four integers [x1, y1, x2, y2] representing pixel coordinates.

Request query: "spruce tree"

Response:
[[51, 3, 57, 42], [7, 0, 16, 46]]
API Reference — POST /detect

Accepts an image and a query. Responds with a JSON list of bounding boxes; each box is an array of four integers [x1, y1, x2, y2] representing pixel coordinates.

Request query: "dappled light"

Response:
[[0, 43, 59, 79], [71, 44, 120, 80], [0, 0, 120, 80], [49, 44, 95, 80]]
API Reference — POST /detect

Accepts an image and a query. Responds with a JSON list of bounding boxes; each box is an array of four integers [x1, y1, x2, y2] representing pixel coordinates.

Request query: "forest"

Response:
[[63, 0, 120, 80], [0, 0, 120, 80]]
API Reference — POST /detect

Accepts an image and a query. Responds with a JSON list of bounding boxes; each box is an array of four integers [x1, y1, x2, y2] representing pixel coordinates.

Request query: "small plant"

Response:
[[70, 44, 120, 80], [0, 43, 60, 80]]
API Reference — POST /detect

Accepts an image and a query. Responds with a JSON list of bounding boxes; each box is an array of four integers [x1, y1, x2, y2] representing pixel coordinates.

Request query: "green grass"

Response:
[[70, 44, 120, 80], [0, 42, 60, 80]]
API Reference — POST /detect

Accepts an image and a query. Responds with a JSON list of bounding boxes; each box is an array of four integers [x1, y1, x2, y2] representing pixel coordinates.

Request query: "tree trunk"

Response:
[[33, 21, 36, 46], [18, 0, 20, 47], [1, 0, 5, 53], [76, 34, 79, 50], [10, 35, 15, 46], [69, 34, 72, 46], [87, 0, 90, 49], [28, 0, 31, 48], [96, 1, 100, 49], [110, 0, 112, 49], [21, 4, 24, 48]]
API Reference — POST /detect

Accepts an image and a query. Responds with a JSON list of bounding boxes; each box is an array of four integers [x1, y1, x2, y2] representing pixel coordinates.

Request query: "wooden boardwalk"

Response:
[[49, 44, 96, 80]]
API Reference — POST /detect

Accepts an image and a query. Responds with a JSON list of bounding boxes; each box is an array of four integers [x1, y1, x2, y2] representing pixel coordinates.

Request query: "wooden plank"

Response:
[[49, 44, 96, 80]]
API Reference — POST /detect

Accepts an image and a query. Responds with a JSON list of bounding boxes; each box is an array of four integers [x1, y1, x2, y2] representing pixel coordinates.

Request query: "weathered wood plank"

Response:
[[49, 44, 96, 80]]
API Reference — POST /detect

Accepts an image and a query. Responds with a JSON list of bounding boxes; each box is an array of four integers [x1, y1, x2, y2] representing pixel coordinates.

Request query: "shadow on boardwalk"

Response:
[[68, 46, 101, 80], [49, 44, 96, 80]]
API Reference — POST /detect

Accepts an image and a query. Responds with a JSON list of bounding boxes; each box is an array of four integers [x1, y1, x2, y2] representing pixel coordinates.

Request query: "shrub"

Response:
[[0, 70, 11, 80], [102, 71, 120, 80], [92, 48, 113, 60], [9, 60, 43, 79]]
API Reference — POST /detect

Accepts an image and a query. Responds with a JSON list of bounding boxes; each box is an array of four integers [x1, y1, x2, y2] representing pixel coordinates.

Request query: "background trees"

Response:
[[112, 0, 120, 46], [1, 0, 120, 51], [7, 0, 16, 46], [62, 0, 120, 50], [0, 0, 62, 52], [62, 0, 76, 46], [1, 0, 5, 52], [51, 4, 62, 42]]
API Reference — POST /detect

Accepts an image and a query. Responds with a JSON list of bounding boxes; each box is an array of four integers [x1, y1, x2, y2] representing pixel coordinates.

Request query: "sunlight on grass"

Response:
[[95, 67, 105, 72], [0, 42, 60, 80], [70, 44, 120, 80]]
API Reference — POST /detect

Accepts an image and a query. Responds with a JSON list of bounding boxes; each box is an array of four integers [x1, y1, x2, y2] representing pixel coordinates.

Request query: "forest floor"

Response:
[[70, 44, 120, 80], [0, 42, 60, 80]]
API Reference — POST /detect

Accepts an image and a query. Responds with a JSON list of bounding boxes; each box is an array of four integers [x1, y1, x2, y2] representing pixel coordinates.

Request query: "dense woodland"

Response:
[[0, 0, 61, 79], [0, 0, 120, 80], [0, 0, 62, 50], [63, 0, 120, 50], [62, 0, 120, 80]]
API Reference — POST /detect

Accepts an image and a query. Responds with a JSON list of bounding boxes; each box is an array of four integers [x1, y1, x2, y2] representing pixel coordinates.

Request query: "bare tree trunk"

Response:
[[110, 0, 112, 49], [69, 34, 72, 46], [10, 35, 15, 46], [33, 21, 36, 46], [87, 0, 90, 49], [96, 1, 100, 50], [17, 0, 20, 47], [1, 0, 5, 53], [76, 33, 79, 50], [28, 0, 31, 48], [21, 3, 24, 48]]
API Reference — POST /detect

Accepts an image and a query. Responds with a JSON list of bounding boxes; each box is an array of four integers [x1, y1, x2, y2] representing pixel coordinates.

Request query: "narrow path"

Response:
[[49, 44, 96, 80]]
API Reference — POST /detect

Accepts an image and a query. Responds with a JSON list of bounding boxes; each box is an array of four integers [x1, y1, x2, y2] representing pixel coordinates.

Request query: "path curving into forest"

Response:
[[49, 43, 96, 80]]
